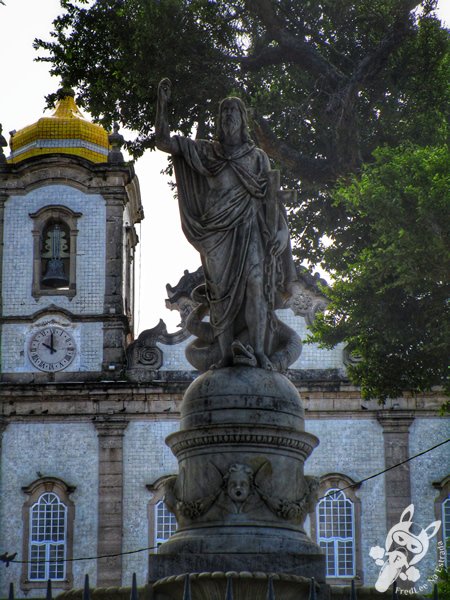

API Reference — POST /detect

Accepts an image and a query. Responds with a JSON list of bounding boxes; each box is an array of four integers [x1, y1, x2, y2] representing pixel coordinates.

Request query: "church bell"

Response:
[[42, 257, 69, 287], [41, 223, 70, 287]]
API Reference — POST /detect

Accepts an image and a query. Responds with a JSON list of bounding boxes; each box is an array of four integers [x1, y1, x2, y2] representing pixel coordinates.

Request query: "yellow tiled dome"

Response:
[[8, 90, 110, 164]]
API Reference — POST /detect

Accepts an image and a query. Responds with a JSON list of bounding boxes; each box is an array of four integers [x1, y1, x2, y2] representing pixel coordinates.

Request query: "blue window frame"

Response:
[[155, 500, 177, 548], [29, 492, 67, 581], [317, 488, 355, 578]]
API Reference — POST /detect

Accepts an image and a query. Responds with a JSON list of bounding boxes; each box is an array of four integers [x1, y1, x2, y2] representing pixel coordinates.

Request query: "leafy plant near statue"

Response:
[[309, 144, 449, 401]]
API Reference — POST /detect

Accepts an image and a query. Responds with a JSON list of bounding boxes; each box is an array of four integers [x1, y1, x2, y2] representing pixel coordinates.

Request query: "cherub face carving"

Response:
[[225, 464, 253, 503]]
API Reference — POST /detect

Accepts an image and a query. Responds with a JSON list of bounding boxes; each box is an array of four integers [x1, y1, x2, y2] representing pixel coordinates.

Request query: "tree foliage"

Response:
[[35, 0, 449, 262], [34, 1, 450, 398], [309, 144, 450, 400]]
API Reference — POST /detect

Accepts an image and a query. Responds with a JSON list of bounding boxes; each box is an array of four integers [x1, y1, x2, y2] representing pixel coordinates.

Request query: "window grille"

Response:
[[155, 500, 177, 548], [29, 492, 67, 581], [317, 488, 355, 578], [443, 497, 450, 567]]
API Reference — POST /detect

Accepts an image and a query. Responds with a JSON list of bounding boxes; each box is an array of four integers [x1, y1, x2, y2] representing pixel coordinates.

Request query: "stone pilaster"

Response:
[[377, 411, 414, 530], [0, 193, 6, 314], [0, 417, 7, 454], [103, 194, 127, 371], [94, 419, 128, 587], [0, 192, 7, 375], [0, 418, 7, 501], [103, 195, 125, 316]]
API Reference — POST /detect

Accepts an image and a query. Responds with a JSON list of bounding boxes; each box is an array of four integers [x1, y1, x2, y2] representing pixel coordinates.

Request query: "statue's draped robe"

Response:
[[172, 135, 295, 338]]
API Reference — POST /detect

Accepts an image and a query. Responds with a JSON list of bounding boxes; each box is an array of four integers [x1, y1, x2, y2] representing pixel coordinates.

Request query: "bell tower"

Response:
[[0, 86, 143, 382]]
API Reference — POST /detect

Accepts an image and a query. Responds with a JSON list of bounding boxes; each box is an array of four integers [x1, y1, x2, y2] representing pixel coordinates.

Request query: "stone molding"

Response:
[[94, 419, 129, 435], [0, 416, 7, 435], [376, 411, 415, 432], [167, 427, 318, 458], [0, 305, 131, 323], [0, 155, 137, 197], [0, 382, 444, 418], [153, 571, 317, 600], [94, 417, 128, 440]]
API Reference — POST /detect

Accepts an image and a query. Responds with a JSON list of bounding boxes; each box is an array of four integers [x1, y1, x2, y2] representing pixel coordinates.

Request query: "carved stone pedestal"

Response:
[[153, 572, 325, 600], [150, 366, 327, 599]]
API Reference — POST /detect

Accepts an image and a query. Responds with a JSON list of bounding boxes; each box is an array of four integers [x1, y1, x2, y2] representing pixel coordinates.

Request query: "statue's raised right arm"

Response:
[[155, 78, 177, 155]]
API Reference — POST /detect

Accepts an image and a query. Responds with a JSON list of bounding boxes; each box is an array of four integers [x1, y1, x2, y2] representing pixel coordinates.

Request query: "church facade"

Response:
[[0, 92, 448, 597]]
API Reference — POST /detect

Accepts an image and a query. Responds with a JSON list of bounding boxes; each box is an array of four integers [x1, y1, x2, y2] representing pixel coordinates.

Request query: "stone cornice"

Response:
[[0, 155, 136, 197], [0, 308, 130, 324], [22, 476, 76, 496], [94, 418, 129, 435], [167, 426, 318, 458], [376, 410, 415, 432], [0, 378, 445, 418]]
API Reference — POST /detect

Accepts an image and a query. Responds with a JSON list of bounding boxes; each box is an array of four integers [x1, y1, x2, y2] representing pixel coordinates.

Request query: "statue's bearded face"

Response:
[[220, 100, 242, 139]]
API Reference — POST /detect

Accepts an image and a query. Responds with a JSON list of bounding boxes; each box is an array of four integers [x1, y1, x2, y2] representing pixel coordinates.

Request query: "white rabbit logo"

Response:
[[369, 504, 441, 593]]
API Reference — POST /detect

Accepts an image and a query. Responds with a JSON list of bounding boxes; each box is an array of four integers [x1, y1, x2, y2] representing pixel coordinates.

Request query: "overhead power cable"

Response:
[[1, 438, 448, 567], [319, 437, 449, 500]]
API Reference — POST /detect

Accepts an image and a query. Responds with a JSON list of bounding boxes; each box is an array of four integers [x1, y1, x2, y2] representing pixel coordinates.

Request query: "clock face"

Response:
[[28, 326, 76, 372]]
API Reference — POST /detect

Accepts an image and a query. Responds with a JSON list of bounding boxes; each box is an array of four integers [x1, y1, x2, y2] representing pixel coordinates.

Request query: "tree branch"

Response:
[[252, 115, 335, 184], [247, 0, 424, 178], [350, 1, 421, 88], [239, 45, 292, 70], [327, 0, 421, 122], [244, 0, 345, 87], [323, 0, 423, 166]]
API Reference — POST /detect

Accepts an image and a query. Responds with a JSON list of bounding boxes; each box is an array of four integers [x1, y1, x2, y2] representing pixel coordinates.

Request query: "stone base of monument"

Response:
[[149, 366, 328, 599], [152, 572, 328, 600]]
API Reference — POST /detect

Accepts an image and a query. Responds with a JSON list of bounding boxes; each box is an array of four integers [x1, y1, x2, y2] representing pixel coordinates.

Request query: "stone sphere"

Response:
[[180, 366, 305, 431]]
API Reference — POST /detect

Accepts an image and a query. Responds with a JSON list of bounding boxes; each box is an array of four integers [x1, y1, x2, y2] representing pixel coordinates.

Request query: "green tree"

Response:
[[35, 0, 449, 261], [309, 144, 449, 400], [35, 1, 450, 398]]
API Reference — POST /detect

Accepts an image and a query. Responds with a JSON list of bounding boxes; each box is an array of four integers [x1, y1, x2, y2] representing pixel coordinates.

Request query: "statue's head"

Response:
[[217, 97, 252, 144]]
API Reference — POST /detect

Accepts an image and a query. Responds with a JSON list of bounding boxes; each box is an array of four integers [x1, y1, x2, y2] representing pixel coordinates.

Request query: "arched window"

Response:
[[309, 473, 362, 584], [317, 488, 355, 578], [433, 476, 450, 567], [443, 497, 450, 567], [30, 206, 81, 298], [442, 498, 450, 567], [21, 478, 75, 591], [155, 499, 177, 547], [40, 221, 71, 290], [29, 492, 67, 581], [147, 476, 178, 552]]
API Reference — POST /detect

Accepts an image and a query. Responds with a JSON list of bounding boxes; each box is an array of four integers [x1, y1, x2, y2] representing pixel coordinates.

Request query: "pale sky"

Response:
[[0, 0, 448, 334], [0, 0, 200, 333]]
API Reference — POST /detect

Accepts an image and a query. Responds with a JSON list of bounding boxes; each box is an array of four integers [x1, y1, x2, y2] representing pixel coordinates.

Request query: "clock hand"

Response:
[[42, 343, 53, 351], [50, 332, 56, 354]]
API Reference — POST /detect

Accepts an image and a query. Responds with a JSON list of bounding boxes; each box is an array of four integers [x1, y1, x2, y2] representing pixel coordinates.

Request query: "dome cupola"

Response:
[[8, 86, 110, 164]]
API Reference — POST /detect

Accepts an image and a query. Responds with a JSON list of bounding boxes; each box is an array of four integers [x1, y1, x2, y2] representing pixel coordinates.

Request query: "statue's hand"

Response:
[[270, 228, 289, 257], [158, 78, 172, 104]]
